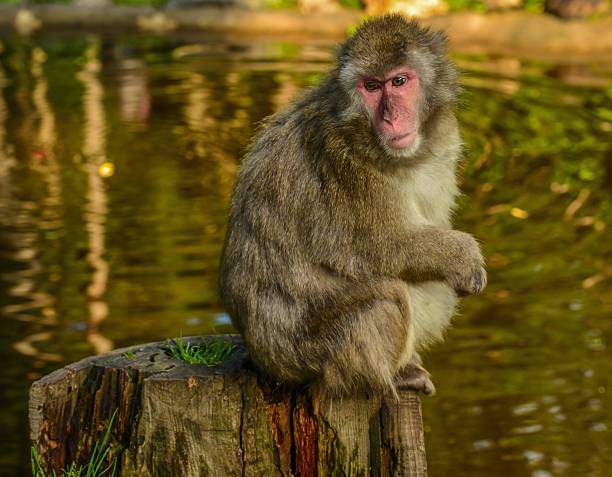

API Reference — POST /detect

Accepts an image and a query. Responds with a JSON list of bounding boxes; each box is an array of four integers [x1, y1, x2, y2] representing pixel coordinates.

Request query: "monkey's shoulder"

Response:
[[241, 97, 334, 180], [231, 121, 330, 231]]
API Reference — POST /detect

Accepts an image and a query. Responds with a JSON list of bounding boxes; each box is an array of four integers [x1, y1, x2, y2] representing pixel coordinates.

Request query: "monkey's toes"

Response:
[[396, 366, 436, 396]]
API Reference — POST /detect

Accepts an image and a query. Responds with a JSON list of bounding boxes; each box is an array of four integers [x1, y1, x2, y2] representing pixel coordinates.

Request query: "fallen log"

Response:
[[29, 335, 427, 476]]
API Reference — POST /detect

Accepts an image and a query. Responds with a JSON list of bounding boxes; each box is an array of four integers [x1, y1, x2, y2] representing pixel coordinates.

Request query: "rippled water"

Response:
[[0, 31, 610, 476]]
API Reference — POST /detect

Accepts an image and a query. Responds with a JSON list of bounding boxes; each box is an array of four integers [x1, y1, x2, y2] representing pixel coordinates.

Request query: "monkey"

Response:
[[219, 14, 486, 399]]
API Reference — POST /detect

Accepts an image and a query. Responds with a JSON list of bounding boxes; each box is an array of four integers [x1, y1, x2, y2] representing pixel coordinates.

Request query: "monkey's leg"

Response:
[[314, 279, 414, 398], [393, 281, 456, 396]]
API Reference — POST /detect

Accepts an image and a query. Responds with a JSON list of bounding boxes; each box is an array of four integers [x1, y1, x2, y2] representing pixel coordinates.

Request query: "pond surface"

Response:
[[0, 31, 611, 476]]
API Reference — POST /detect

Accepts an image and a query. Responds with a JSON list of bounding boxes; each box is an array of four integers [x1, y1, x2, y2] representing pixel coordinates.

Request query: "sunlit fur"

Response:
[[219, 14, 485, 399], [381, 133, 422, 159]]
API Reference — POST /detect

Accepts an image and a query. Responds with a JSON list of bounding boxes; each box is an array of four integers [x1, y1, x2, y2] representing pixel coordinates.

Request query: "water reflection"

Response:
[[77, 40, 112, 355], [10, 47, 62, 362], [118, 57, 150, 128], [0, 33, 610, 476], [182, 71, 215, 160]]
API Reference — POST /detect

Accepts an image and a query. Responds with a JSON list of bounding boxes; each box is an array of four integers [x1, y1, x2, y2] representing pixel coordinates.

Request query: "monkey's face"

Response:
[[336, 15, 458, 161], [356, 67, 422, 154]]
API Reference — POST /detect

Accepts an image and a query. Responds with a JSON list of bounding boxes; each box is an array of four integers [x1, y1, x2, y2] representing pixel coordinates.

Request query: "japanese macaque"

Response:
[[219, 14, 486, 398]]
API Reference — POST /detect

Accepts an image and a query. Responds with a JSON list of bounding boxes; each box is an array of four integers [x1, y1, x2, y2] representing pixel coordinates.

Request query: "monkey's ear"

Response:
[[429, 30, 449, 56]]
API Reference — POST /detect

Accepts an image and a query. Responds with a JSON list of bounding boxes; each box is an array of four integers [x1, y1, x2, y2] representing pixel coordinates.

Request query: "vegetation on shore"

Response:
[[31, 410, 118, 477], [0, 0, 607, 16]]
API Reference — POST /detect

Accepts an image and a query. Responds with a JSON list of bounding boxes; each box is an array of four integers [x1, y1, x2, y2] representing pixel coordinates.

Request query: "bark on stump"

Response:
[[29, 335, 427, 476]]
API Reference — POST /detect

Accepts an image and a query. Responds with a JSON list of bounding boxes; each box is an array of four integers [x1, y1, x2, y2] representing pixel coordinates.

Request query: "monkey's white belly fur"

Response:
[[408, 281, 457, 352], [398, 155, 459, 362]]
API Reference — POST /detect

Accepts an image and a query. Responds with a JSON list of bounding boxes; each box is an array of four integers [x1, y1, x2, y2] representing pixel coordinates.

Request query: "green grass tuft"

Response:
[[31, 410, 118, 477], [123, 350, 136, 360], [166, 336, 237, 366]]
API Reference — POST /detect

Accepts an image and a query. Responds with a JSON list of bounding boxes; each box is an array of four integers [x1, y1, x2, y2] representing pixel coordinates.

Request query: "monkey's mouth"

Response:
[[388, 131, 416, 149]]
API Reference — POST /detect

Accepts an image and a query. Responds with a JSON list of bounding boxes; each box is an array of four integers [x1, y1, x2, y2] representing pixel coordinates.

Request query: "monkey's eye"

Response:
[[391, 76, 407, 87], [363, 80, 380, 92]]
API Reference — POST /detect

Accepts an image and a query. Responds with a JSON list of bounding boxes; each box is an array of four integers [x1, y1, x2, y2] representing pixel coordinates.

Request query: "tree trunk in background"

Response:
[[29, 335, 427, 476]]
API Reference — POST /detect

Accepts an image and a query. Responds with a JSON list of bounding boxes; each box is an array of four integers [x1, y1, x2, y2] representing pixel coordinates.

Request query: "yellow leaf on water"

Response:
[[564, 189, 590, 220], [485, 350, 503, 360], [575, 216, 594, 226], [510, 208, 529, 219], [582, 274, 605, 289], [481, 183, 493, 193], [98, 162, 114, 178], [486, 204, 509, 215], [550, 182, 570, 194]]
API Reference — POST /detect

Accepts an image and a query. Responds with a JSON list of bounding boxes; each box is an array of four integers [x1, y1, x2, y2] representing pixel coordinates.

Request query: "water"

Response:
[[0, 31, 610, 476]]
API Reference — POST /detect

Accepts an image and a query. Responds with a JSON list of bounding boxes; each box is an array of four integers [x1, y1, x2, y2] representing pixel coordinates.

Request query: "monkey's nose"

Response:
[[381, 106, 398, 123], [381, 99, 400, 123]]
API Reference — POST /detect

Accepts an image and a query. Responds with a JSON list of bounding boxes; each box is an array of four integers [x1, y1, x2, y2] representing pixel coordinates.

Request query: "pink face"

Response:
[[356, 68, 420, 150]]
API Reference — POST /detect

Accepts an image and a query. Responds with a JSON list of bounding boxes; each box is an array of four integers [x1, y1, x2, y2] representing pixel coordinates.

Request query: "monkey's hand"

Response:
[[444, 230, 487, 296]]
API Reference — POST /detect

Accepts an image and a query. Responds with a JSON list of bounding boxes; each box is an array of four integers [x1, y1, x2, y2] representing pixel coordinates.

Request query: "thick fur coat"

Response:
[[219, 15, 485, 397]]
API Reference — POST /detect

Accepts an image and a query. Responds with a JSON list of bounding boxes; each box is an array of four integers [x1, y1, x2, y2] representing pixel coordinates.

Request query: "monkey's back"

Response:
[[219, 96, 338, 381]]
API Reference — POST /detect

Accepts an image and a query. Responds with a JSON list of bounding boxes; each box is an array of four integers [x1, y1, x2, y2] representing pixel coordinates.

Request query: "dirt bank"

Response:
[[425, 11, 612, 60], [0, 5, 611, 60]]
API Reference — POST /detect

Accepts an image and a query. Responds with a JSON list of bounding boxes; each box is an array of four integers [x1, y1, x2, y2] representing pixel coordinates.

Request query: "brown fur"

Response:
[[219, 15, 486, 398]]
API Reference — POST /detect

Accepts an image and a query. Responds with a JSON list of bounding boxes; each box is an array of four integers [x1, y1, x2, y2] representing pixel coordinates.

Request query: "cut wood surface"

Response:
[[29, 335, 427, 476]]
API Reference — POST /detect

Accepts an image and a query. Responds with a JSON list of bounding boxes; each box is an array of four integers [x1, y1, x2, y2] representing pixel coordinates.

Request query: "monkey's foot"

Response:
[[396, 365, 436, 396]]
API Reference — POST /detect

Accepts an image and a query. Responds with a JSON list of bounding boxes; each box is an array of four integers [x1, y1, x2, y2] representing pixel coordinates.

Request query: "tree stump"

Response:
[[29, 335, 427, 476]]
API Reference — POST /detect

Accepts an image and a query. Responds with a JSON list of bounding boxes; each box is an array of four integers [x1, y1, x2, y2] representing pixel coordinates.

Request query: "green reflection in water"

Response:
[[0, 33, 610, 476]]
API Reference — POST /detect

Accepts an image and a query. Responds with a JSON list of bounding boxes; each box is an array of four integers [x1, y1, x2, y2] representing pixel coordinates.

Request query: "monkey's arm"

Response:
[[404, 227, 486, 296], [361, 226, 486, 296]]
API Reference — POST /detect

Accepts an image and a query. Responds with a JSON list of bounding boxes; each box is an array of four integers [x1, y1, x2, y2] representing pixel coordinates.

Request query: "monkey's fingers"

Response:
[[453, 266, 487, 297], [472, 267, 487, 294]]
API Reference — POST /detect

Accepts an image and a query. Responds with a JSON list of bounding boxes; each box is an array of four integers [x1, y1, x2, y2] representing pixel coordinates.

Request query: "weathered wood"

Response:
[[29, 335, 427, 476]]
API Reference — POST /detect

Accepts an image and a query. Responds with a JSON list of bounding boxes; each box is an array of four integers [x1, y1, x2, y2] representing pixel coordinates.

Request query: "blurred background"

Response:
[[0, 0, 611, 475]]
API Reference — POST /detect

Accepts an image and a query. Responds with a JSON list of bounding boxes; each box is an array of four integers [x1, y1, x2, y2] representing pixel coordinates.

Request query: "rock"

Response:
[[137, 12, 177, 32], [15, 9, 41, 36], [365, 0, 448, 18], [545, 0, 610, 19], [484, 0, 521, 11]]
